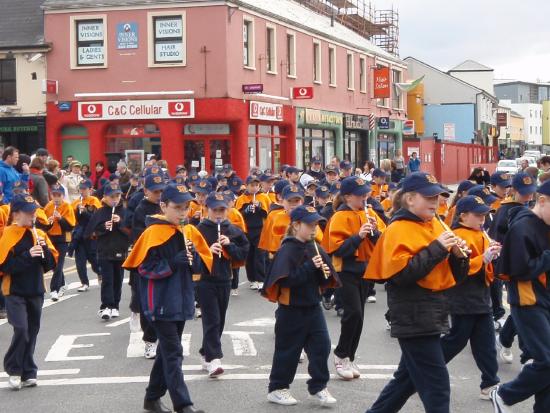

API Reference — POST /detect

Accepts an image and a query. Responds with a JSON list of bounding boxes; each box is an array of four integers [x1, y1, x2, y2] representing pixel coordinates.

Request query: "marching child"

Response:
[[188, 179, 211, 225], [45, 184, 76, 301], [489, 172, 512, 210], [123, 183, 211, 413], [381, 183, 398, 216], [223, 190, 247, 296], [445, 180, 476, 225], [263, 205, 339, 406], [85, 182, 130, 320], [371, 169, 389, 201], [196, 192, 250, 377], [364, 172, 470, 413], [0, 194, 57, 390]]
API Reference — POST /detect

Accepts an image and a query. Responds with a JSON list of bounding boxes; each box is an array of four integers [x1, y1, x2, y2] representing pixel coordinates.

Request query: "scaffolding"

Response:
[[294, 0, 399, 56]]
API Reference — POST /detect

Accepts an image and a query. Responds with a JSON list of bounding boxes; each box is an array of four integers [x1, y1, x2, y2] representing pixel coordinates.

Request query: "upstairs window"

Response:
[[76, 19, 105, 67], [0, 59, 16, 105]]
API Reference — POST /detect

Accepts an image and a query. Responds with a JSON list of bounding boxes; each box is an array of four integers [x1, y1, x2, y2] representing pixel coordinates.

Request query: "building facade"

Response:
[[43, 0, 407, 176]]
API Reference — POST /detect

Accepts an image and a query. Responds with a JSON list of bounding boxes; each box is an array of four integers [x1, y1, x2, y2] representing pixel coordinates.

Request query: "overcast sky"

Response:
[[373, 0, 550, 82]]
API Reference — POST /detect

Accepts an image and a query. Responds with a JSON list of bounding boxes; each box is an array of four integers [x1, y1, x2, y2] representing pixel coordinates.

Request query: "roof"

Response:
[[0, 0, 47, 49], [510, 110, 524, 118], [448, 59, 493, 72], [494, 80, 550, 88], [42, 0, 402, 64]]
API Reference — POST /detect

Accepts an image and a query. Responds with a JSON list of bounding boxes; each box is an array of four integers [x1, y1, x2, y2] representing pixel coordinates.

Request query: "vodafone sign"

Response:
[[78, 99, 195, 121], [292, 86, 314, 100]]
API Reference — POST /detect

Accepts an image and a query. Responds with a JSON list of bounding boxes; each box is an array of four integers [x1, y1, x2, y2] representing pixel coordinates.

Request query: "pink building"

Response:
[[43, 0, 407, 176]]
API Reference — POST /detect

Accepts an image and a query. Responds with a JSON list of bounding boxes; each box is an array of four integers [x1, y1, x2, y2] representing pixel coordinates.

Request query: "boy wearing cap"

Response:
[[263, 205, 339, 406], [85, 183, 130, 320], [70, 179, 102, 292], [45, 184, 76, 301], [0, 194, 57, 390], [196, 193, 250, 377], [490, 172, 512, 210], [259, 174, 277, 203], [188, 179, 211, 225], [314, 185, 330, 228], [371, 169, 389, 201], [441, 195, 502, 399], [321, 165, 340, 187], [123, 184, 212, 413], [491, 181, 550, 413], [307, 157, 325, 181], [445, 180, 477, 226], [236, 176, 270, 290], [223, 190, 247, 296], [285, 167, 303, 189]]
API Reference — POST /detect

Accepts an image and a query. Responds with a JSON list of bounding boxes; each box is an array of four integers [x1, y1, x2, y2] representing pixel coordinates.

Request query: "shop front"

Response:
[[344, 114, 370, 168], [296, 108, 343, 169], [371, 117, 403, 166], [0, 116, 46, 155]]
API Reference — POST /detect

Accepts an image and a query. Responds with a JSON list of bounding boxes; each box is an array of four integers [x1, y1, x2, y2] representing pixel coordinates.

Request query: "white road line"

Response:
[[0, 369, 80, 378], [126, 332, 145, 358], [223, 331, 264, 356], [42, 294, 79, 308], [357, 365, 397, 370], [234, 318, 275, 327], [45, 333, 111, 362], [182, 334, 191, 356], [106, 317, 130, 328]]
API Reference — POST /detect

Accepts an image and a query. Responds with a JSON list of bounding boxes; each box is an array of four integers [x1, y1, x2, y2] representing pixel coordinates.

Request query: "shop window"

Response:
[[313, 40, 321, 83], [0, 59, 16, 105], [286, 32, 296, 77], [151, 13, 186, 66], [105, 123, 161, 160], [328, 45, 336, 87], [249, 124, 286, 172], [72, 17, 106, 68], [297, 128, 335, 168], [266, 25, 276, 74], [248, 136, 257, 168], [243, 18, 255, 69]]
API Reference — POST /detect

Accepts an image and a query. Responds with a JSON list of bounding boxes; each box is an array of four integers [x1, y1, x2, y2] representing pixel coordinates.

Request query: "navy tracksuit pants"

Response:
[[75, 238, 99, 286], [50, 242, 68, 293], [197, 281, 230, 362], [269, 304, 331, 395], [98, 259, 124, 310]]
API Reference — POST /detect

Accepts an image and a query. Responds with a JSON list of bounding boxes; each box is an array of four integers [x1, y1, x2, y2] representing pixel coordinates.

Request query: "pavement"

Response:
[[0, 257, 533, 413]]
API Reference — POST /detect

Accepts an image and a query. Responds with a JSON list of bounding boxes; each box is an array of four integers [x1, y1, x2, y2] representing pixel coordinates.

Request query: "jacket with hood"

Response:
[[0, 160, 28, 203], [84, 201, 130, 261]]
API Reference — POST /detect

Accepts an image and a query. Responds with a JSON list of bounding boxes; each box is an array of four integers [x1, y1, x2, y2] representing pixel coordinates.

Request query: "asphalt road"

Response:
[[0, 257, 533, 413]]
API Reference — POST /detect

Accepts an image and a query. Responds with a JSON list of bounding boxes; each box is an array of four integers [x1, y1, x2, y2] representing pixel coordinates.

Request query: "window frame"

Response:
[[313, 39, 322, 84], [286, 31, 296, 78], [243, 16, 256, 70], [359, 55, 367, 93], [266, 24, 277, 74], [328, 44, 337, 87], [392, 68, 403, 109], [0, 58, 16, 105], [148, 11, 187, 68], [70, 15, 108, 70], [347, 51, 354, 91]]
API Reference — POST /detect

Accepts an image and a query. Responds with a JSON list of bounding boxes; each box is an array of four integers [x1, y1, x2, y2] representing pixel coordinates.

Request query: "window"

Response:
[[313, 40, 321, 83], [347, 52, 354, 90], [530, 126, 533, 134], [243, 18, 255, 68], [392, 69, 402, 109], [359, 56, 367, 93], [153, 16, 184, 64], [0, 59, 16, 105], [328, 45, 337, 86], [249, 125, 285, 172], [75, 19, 105, 67], [286, 32, 296, 77], [266, 26, 276, 73]]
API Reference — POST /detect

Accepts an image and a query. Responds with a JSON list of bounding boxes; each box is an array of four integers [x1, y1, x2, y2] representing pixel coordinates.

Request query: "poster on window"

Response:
[[155, 41, 184, 62], [78, 46, 104, 65], [155, 17, 183, 38], [78, 21, 104, 41]]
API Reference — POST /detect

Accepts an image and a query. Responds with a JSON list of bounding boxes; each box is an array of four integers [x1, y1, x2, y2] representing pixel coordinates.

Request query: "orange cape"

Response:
[[71, 195, 102, 211], [372, 183, 389, 199], [235, 192, 271, 214], [123, 216, 213, 274], [444, 205, 456, 226], [0, 225, 59, 266], [454, 226, 493, 285], [258, 209, 286, 252], [437, 202, 449, 217], [381, 198, 392, 213], [364, 217, 457, 291], [44, 201, 76, 236], [269, 211, 323, 252], [227, 208, 247, 268], [188, 200, 207, 221]]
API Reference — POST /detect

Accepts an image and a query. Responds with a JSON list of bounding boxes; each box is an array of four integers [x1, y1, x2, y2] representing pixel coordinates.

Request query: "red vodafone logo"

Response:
[[168, 101, 191, 117], [81, 103, 103, 118], [292, 86, 314, 100]]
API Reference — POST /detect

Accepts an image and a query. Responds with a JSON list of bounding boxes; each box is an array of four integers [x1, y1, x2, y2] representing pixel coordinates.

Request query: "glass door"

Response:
[[184, 139, 205, 171], [209, 139, 231, 173]]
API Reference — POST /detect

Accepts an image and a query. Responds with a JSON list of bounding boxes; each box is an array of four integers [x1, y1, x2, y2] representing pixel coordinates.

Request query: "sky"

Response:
[[373, 0, 550, 82]]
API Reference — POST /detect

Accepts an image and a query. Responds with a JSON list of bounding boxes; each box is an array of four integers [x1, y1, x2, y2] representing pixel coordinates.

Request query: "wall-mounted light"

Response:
[[27, 53, 43, 63]]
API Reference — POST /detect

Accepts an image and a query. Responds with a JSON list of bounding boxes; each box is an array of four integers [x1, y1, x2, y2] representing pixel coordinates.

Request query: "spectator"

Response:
[[46, 159, 61, 181], [407, 151, 421, 173], [81, 163, 91, 178], [540, 156, 550, 173], [361, 161, 375, 181], [34, 147, 49, 164], [92, 161, 107, 190], [29, 157, 49, 207], [468, 167, 485, 185], [330, 156, 341, 167], [62, 161, 84, 202], [116, 160, 133, 186], [0, 146, 29, 203], [380, 159, 392, 182], [393, 149, 405, 181], [519, 159, 529, 172], [63, 155, 74, 171]]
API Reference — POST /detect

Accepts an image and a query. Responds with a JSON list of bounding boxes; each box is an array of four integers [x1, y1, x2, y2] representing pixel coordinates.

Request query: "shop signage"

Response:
[[345, 114, 369, 130], [117, 22, 139, 49], [0, 125, 38, 133], [184, 124, 230, 135], [242, 84, 263, 94], [78, 21, 104, 42], [249, 101, 283, 122], [378, 117, 390, 129], [303, 108, 342, 126], [373, 66, 390, 98], [403, 119, 415, 135], [292, 87, 313, 100], [497, 112, 508, 127], [57, 102, 72, 112], [443, 123, 455, 140], [78, 99, 195, 121]]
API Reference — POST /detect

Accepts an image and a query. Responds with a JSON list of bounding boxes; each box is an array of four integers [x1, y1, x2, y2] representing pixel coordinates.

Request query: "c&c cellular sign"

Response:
[[78, 99, 195, 121]]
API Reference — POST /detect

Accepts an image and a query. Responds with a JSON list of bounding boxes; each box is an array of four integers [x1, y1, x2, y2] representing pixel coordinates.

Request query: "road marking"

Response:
[[127, 333, 192, 358], [42, 294, 79, 308], [182, 334, 191, 356], [106, 317, 130, 328], [234, 318, 275, 327], [357, 365, 397, 370], [223, 331, 264, 356], [45, 333, 111, 361], [0, 369, 80, 378]]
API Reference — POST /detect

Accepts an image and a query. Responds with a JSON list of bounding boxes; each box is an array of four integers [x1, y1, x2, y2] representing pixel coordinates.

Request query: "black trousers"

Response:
[[500, 315, 531, 363], [75, 238, 99, 286], [197, 281, 230, 362], [490, 280, 506, 321], [50, 241, 68, 293], [146, 320, 193, 410], [334, 272, 369, 361], [3, 295, 43, 380], [440, 313, 499, 389], [366, 334, 450, 413], [245, 238, 265, 283], [231, 268, 240, 290], [98, 259, 124, 309], [269, 305, 330, 395], [129, 274, 157, 342]]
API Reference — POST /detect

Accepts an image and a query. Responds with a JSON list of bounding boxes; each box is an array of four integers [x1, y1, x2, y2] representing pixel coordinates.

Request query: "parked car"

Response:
[[496, 160, 518, 175], [516, 157, 537, 170], [523, 150, 541, 160]]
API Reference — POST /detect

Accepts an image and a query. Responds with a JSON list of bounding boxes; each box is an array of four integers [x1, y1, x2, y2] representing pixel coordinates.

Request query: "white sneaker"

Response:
[[144, 342, 157, 359], [312, 388, 337, 405], [496, 336, 513, 364], [58, 286, 66, 298], [195, 308, 202, 318], [490, 386, 512, 413], [350, 361, 361, 379], [334, 355, 354, 380], [111, 308, 120, 318], [77, 284, 89, 292], [367, 295, 377, 303], [250, 282, 258, 290], [129, 312, 141, 333], [8, 376, 21, 390], [257, 282, 264, 290], [200, 356, 209, 371], [208, 358, 224, 378], [98, 308, 111, 320], [267, 389, 298, 406], [50, 291, 58, 302], [231, 289, 239, 296], [21, 378, 37, 388], [299, 350, 306, 363], [385, 321, 391, 331], [480, 384, 498, 400]]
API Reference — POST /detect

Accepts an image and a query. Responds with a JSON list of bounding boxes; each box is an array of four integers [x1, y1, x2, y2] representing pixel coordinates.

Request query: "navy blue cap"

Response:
[[340, 177, 371, 196], [537, 180, 550, 196], [274, 180, 290, 194], [228, 176, 243, 193], [171, 176, 187, 185], [246, 175, 261, 184], [222, 189, 236, 201], [372, 168, 386, 178], [340, 161, 352, 170], [512, 172, 537, 196], [467, 185, 497, 205], [401, 172, 448, 197], [144, 166, 162, 176], [388, 182, 398, 191], [290, 205, 326, 224], [188, 173, 200, 183], [144, 174, 166, 191], [456, 195, 493, 215], [325, 165, 339, 174], [282, 185, 305, 200], [10, 194, 38, 213], [285, 166, 302, 175], [306, 179, 319, 188], [104, 183, 122, 196], [13, 180, 28, 191], [311, 156, 322, 164], [329, 181, 341, 195], [109, 173, 119, 182], [457, 180, 477, 194], [490, 172, 512, 188], [175, 165, 186, 173], [207, 176, 218, 189], [205, 192, 228, 209], [260, 173, 276, 182], [194, 179, 213, 194], [161, 183, 193, 204], [79, 179, 93, 189], [315, 185, 330, 198], [50, 184, 65, 195]]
